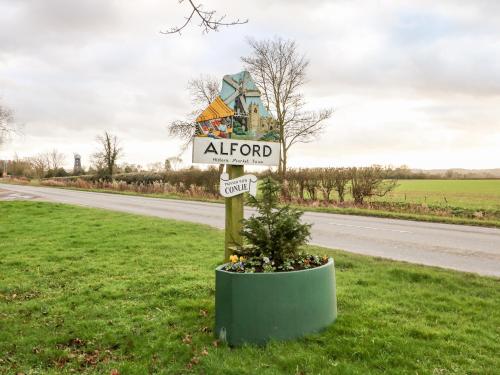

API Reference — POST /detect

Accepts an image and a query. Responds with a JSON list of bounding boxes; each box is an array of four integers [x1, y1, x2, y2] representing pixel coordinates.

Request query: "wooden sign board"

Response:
[[192, 137, 279, 166], [219, 173, 258, 197]]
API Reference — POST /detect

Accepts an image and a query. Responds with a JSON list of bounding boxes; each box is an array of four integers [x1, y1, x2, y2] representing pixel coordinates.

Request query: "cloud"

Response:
[[0, 0, 499, 169]]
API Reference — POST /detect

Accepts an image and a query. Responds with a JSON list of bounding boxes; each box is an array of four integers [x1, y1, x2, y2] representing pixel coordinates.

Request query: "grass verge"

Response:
[[296, 205, 500, 228], [1, 201, 499, 374]]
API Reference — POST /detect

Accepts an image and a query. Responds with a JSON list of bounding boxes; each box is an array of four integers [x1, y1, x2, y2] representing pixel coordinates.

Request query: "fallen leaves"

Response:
[[52, 338, 118, 370], [180, 332, 212, 370], [199, 326, 211, 334], [1, 290, 41, 301], [199, 309, 208, 317]]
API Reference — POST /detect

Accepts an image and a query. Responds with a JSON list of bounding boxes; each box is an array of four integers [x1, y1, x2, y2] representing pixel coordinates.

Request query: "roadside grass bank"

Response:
[[2, 178, 500, 228], [1, 201, 499, 374], [296, 205, 500, 228]]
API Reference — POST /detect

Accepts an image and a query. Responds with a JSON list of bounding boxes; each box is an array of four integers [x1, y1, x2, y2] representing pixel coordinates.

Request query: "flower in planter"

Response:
[[229, 254, 239, 263]]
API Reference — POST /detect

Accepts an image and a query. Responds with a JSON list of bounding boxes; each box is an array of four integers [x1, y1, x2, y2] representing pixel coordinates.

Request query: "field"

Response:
[[377, 180, 500, 210], [1, 201, 499, 374]]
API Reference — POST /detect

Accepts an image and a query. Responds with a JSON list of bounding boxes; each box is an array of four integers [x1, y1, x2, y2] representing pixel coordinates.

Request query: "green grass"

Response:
[[377, 180, 500, 210], [1, 202, 499, 374], [293, 205, 500, 228]]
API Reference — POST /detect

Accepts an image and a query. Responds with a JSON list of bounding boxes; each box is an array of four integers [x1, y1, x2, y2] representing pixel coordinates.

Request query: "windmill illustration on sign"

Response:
[[195, 71, 279, 142]]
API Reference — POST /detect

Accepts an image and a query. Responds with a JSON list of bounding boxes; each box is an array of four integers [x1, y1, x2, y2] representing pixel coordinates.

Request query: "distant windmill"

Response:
[[73, 153, 82, 175]]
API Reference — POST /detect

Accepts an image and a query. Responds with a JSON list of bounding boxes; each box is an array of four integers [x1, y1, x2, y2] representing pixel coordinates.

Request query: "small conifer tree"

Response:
[[240, 177, 311, 265]]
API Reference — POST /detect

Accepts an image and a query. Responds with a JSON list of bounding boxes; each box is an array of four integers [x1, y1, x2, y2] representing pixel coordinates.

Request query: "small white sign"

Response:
[[192, 137, 280, 166], [220, 173, 258, 197]]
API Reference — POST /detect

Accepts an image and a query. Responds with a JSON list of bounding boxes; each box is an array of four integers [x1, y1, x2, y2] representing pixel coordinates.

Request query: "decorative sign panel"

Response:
[[192, 70, 280, 167], [219, 173, 258, 197]]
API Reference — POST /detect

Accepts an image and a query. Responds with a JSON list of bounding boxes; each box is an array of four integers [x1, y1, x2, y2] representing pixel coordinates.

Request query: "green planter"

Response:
[[215, 258, 337, 346]]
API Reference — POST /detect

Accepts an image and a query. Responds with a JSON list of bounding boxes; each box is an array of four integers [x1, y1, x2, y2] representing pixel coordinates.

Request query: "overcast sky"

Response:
[[1, 0, 499, 170]]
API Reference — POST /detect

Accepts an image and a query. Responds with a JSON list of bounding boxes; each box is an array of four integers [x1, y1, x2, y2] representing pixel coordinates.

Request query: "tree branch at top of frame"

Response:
[[161, 0, 248, 35]]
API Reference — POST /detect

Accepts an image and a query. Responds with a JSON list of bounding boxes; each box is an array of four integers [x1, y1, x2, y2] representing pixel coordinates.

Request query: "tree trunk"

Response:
[[281, 150, 287, 179], [337, 187, 345, 203]]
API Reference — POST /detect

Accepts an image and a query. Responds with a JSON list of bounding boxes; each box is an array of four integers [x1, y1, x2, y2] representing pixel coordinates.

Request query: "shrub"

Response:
[[225, 178, 327, 273], [349, 166, 398, 204]]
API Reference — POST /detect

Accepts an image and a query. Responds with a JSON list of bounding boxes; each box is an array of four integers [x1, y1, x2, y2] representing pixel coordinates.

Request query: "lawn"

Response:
[[1, 201, 499, 374]]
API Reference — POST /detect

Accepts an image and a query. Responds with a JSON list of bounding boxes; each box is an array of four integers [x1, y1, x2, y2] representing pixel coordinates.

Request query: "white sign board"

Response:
[[192, 137, 280, 166], [220, 173, 257, 197]]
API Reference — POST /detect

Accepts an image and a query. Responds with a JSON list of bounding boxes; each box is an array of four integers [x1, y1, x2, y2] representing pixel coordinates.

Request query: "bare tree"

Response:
[[9, 154, 32, 177], [187, 75, 220, 105], [46, 149, 65, 170], [331, 168, 350, 203], [93, 132, 122, 178], [162, 0, 248, 35], [349, 166, 397, 205], [165, 156, 183, 171], [30, 154, 50, 179], [0, 101, 15, 147], [168, 76, 225, 172], [241, 37, 333, 176], [168, 75, 220, 151]]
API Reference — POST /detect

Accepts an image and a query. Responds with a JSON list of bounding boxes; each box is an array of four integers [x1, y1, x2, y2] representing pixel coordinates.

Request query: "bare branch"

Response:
[[0, 101, 15, 147], [93, 131, 122, 178], [284, 109, 333, 150], [242, 37, 333, 176], [161, 0, 248, 35], [187, 75, 220, 106], [167, 75, 220, 153], [168, 119, 196, 152], [46, 148, 65, 170]]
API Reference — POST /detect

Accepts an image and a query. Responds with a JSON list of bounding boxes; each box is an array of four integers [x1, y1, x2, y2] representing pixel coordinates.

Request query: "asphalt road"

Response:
[[1, 183, 499, 277]]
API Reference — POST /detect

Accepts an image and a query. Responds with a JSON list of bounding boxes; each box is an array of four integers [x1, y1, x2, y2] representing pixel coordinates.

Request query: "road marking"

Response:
[[328, 222, 412, 234]]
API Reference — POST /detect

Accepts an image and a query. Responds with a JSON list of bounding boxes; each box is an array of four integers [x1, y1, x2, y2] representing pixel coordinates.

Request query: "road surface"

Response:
[[1, 183, 499, 277]]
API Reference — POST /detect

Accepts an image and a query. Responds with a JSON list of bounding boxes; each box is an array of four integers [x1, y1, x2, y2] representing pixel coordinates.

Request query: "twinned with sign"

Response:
[[192, 71, 337, 346]]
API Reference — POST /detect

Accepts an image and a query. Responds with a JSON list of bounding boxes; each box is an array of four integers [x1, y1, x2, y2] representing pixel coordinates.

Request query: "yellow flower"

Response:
[[239, 256, 246, 262], [229, 255, 239, 263]]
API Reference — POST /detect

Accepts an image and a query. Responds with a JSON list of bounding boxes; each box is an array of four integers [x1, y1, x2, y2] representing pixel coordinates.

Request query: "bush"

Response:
[[349, 166, 397, 204], [225, 178, 327, 273]]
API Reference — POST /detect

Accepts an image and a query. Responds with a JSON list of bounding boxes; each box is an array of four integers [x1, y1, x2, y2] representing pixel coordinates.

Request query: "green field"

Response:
[[1, 201, 499, 374], [378, 179, 500, 210]]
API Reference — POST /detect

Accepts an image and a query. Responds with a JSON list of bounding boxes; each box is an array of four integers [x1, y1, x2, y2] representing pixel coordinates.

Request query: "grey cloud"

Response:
[[0, 0, 499, 168]]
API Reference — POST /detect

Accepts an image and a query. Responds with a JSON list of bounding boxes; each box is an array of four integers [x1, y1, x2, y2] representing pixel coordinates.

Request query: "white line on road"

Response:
[[328, 222, 412, 234]]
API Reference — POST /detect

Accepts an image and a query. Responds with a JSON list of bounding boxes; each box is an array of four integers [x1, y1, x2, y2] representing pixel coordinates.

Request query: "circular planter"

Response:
[[215, 258, 337, 346]]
